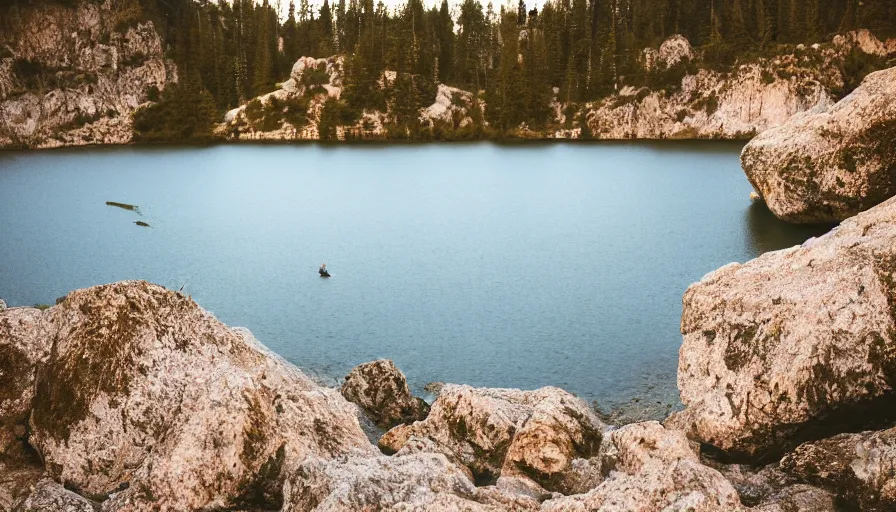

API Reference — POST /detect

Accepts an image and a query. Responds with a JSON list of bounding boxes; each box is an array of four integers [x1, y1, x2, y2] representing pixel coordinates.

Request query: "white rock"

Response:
[[672, 196, 896, 459], [281, 452, 539, 511], [14, 479, 97, 512]]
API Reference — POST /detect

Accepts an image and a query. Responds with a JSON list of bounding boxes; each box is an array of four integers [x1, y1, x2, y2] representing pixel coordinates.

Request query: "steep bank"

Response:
[[0, 0, 176, 149]]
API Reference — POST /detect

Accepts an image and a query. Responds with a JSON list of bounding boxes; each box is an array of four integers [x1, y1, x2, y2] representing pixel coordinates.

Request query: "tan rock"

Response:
[[0, 1, 175, 148], [379, 384, 604, 492], [749, 484, 836, 512], [14, 479, 98, 512], [674, 196, 896, 459], [280, 452, 539, 512], [587, 35, 839, 140], [780, 426, 896, 511], [742, 66, 896, 223], [24, 281, 373, 511], [341, 359, 429, 429], [540, 421, 742, 512]]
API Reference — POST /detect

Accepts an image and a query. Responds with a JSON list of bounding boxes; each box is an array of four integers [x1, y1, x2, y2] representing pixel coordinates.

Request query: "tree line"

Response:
[[5, 0, 894, 139]]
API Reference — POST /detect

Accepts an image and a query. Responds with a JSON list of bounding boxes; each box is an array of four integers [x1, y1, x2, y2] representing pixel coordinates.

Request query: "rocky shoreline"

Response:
[[4, 195, 896, 512]]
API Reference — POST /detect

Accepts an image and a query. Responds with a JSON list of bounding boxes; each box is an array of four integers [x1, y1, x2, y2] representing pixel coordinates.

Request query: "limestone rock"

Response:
[[378, 384, 604, 492], [0, 1, 175, 148], [713, 462, 835, 510], [0, 300, 6, 312], [742, 66, 896, 223], [673, 196, 896, 459], [280, 452, 539, 512], [420, 84, 476, 130], [0, 307, 53, 459], [780, 426, 896, 511], [586, 35, 839, 140], [25, 281, 373, 511], [540, 421, 742, 512], [341, 359, 429, 429], [833, 29, 896, 58], [643, 34, 694, 70], [14, 479, 98, 512], [221, 55, 343, 141], [749, 484, 836, 512]]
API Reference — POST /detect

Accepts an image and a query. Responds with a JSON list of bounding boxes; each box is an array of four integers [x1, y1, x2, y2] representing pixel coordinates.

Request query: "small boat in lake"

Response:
[[319, 264, 331, 277]]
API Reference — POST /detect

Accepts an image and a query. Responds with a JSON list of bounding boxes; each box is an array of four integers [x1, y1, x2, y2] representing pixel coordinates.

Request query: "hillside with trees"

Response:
[[1, 0, 895, 143]]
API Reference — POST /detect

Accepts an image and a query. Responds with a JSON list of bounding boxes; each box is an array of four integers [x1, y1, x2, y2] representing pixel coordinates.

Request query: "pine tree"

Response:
[[319, 0, 335, 55], [437, 0, 454, 84]]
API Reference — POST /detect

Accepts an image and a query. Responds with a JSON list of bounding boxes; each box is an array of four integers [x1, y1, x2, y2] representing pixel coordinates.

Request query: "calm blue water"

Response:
[[0, 143, 829, 409]]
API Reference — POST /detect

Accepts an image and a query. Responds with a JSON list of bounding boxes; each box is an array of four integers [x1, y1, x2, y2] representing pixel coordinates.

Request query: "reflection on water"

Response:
[[744, 200, 836, 256]]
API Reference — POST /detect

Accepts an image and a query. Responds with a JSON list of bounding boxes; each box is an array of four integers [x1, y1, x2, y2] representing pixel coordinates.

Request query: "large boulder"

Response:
[[23, 281, 373, 511], [780, 426, 896, 511], [672, 196, 896, 460], [540, 421, 742, 512], [341, 360, 429, 429], [378, 385, 604, 492], [742, 66, 896, 223], [281, 452, 540, 512]]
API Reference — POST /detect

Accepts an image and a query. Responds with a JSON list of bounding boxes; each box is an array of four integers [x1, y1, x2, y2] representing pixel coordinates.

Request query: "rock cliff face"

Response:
[[742, 66, 896, 223], [672, 195, 896, 460], [0, 0, 175, 149], [584, 60, 834, 140]]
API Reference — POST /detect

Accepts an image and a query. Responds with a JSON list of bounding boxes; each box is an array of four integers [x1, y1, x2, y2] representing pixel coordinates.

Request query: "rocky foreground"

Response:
[[4, 194, 896, 511]]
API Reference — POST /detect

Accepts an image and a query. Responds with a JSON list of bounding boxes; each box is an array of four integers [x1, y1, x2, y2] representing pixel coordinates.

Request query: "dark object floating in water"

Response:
[[106, 201, 140, 212], [134, 221, 150, 227], [319, 269, 331, 277]]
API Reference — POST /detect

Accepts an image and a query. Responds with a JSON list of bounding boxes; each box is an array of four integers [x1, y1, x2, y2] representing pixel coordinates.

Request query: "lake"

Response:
[[0, 143, 831, 412]]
